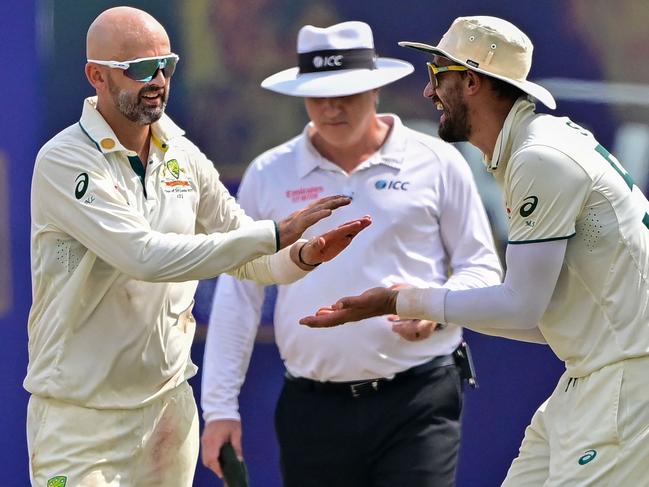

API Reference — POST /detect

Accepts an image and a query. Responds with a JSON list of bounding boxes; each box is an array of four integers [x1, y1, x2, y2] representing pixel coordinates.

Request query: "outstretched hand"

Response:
[[278, 195, 352, 249], [299, 286, 399, 328], [295, 216, 372, 268]]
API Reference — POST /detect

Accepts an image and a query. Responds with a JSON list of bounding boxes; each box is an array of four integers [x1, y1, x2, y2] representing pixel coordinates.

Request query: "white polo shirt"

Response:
[[489, 98, 649, 376], [202, 114, 502, 421], [25, 97, 306, 409]]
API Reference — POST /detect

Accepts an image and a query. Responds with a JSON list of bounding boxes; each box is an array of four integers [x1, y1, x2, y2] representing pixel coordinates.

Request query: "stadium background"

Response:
[[1, 1, 648, 485]]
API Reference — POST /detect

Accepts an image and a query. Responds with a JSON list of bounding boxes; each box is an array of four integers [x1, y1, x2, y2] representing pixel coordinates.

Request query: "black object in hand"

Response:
[[453, 341, 478, 388], [219, 442, 249, 487]]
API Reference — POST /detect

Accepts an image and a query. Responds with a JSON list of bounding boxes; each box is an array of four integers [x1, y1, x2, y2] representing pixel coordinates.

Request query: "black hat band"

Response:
[[298, 48, 377, 74]]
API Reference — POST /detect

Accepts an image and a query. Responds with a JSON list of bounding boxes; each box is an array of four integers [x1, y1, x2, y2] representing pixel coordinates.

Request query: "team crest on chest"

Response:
[[166, 159, 180, 179], [161, 158, 194, 195]]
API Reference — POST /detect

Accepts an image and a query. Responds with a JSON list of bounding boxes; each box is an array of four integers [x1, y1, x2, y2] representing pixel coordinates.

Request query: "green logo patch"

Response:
[[47, 476, 67, 487], [166, 159, 180, 179], [578, 449, 597, 465]]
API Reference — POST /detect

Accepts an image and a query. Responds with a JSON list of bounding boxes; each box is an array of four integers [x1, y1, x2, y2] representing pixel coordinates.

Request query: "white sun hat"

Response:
[[261, 21, 414, 97], [399, 16, 556, 109]]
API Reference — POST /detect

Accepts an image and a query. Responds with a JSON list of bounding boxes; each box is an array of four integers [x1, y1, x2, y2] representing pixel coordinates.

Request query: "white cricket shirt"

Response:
[[202, 114, 502, 421], [493, 99, 649, 375], [25, 97, 306, 409]]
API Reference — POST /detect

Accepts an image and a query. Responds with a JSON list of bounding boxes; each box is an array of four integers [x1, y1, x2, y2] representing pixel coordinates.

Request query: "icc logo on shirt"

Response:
[[375, 179, 410, 191]]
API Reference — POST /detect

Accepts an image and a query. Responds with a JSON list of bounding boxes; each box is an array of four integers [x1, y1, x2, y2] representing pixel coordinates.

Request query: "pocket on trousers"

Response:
[[548, 364, 623, 484]]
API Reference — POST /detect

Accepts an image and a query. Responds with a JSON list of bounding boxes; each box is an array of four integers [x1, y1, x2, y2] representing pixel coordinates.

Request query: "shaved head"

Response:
[[85, 7, 173, 129], [87, 6, 170, 61]]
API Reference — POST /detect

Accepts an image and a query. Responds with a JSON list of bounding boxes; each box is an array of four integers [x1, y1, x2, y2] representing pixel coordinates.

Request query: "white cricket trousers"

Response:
[[27, 381, 199, 487], [502, 355, 649, 486]]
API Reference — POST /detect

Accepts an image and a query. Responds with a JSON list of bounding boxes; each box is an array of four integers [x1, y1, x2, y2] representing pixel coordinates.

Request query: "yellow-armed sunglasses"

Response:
[[426, 62, 468, 89]]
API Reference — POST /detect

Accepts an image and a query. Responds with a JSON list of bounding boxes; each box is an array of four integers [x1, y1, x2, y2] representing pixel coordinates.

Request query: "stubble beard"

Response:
[[107, 76, 168, 125]]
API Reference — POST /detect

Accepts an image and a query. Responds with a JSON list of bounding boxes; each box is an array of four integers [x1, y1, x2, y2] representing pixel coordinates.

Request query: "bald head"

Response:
[[87, 6, 171, 61]]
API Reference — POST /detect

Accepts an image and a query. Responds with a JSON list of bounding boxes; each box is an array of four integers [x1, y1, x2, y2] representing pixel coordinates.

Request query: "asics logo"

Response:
[[519, 196, 538, 218], [578, 449, 597, 465]]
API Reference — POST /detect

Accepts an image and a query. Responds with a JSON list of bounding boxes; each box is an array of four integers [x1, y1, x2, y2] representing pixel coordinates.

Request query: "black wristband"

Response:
[[298, 243, 321, 268], [273, 221, 280, 252]]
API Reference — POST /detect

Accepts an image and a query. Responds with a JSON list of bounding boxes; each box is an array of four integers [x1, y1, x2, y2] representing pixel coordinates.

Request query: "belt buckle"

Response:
[[350, 380, 380, 398]]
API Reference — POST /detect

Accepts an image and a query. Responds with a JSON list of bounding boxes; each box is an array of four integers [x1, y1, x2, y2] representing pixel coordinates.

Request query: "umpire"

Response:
[[201, 21, 502, 487]]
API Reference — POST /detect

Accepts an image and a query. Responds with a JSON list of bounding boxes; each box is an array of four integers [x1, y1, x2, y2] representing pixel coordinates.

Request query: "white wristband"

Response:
[[396, 286, 449, 323], [268, 239, 310, 284]]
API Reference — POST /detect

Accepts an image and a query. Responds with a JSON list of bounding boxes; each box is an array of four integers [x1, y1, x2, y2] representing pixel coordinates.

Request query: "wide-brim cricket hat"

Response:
[[261, 21, 414, 97], [399, 16, 556, 109]]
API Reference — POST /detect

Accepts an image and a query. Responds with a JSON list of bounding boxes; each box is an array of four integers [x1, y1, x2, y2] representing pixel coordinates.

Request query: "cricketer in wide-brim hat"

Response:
[[399, 16, 556, 109], [261, 21, 414, 98]]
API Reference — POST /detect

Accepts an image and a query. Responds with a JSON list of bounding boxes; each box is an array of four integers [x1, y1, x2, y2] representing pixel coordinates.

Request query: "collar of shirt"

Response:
[[484, 97, 536, 173], [77, 96, 185, 157], [294, 113, 408, 179]]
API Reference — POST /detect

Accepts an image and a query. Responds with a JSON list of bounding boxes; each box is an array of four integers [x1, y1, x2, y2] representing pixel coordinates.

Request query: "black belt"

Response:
[[285, 354, 456, 399]]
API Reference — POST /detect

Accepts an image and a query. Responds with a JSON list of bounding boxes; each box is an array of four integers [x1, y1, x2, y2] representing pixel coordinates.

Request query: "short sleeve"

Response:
[[507, 145, 591, 244]]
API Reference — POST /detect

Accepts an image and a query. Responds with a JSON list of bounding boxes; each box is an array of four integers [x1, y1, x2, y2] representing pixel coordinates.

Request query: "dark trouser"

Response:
[[275, 361, 463, 487]]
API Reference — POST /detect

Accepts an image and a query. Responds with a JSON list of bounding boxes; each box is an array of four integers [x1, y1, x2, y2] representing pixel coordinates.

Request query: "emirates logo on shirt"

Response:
[[285, 186, 325, 202]]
